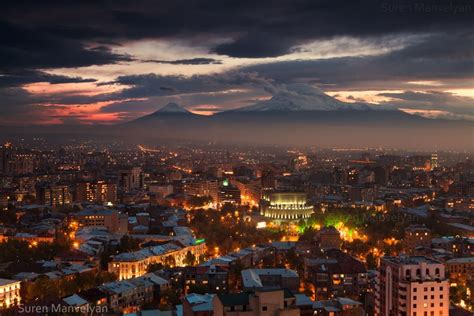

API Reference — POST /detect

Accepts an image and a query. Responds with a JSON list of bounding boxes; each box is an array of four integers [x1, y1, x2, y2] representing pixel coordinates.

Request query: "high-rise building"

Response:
[[431, 153, 438, 170], [75, 180, 117, 204], [375, 256, 449, 316], [119, 167, 143, 192], [35, 183, 72, 207]]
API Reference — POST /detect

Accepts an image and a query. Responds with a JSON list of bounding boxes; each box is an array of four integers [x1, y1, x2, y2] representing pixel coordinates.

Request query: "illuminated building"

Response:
[[75, 180, 117, 204], [232, 177, 261, 205], [183, 178, 219, 203], [375, 256, 448, 316], [431, 153, 438, 170], [0, 278, 21, 309], [35, 183, 72, 207], [408, 155, 431, 171], [109, 240, 207, 280], [261, 192, 313, 220], [218, 180, 241, 205], [75, 209, 128, 234], [304, 249, 367, 300], [404, 225, 431, 254]]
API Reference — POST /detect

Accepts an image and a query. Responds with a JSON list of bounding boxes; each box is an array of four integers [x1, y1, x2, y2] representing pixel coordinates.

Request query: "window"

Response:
[[413, 296, 417, 300], [424, 295, 428, 300], [431, 287, 434, 291], [414, 288, 417, 292], [262, 306, 267, 311], [413, 304, 417, 308], [431, 295, 434, 299], [439, 286, 443, 291]]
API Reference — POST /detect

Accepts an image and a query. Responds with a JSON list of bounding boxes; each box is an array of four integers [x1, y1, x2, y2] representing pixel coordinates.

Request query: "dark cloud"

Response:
[[0, 22, 131, 72], [0, 70, 96, 88], [0, 0, 472, 60], [143, 58, 222, 65], [241, 32, 474, 90], [377, 90, 474, 119]]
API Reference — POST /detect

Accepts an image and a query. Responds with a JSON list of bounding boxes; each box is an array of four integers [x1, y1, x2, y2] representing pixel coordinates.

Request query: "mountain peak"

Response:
[[156, 102, 190, 114], [233, 83, 370, 112]]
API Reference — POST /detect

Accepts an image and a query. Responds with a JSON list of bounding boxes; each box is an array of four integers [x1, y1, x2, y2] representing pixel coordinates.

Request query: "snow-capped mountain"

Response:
[[233, 83, 370, 112], [156, 102, 191, 114]]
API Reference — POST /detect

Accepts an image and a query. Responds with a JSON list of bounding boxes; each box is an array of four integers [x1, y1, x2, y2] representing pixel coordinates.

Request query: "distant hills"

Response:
[[120, 86, 473, 150], [0, 85, 472, 150]]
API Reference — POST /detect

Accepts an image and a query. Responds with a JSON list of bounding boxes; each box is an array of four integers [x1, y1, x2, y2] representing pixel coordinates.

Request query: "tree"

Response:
[[188, 283, 210, 294], [184, 251, 196, 266]]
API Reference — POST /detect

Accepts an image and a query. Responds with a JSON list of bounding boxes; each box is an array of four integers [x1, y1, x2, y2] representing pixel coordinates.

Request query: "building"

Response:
[[98, 272, 168, 312], [119, 167, 143, 192], [218, 180, 241, 205], [375, 256, 449, 316], [35, 183, 72, 207], [304, 250, 367, 300], [431, 236, 474, 257], [445, 257, 474, 281], [109, 240, 207, 280], [261, 192, 313, 220], [295, 295, 364, 316], [241, 269, 299, 292], [315, 226, 342, 250], [0, 278, 21, 309], [212, 290, 299, 316], [404, 225, 431, 254], [75, 180, 117, 205], [182, 293, 215, 316], [183, 179, 219, 203], [75, 209, 128, 234], [184, 264, 229, 293]]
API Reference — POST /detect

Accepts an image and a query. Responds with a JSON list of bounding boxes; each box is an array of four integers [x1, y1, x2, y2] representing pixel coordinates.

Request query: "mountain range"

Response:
[[0, 84, 472, 150], [119, 85, 473, 150]]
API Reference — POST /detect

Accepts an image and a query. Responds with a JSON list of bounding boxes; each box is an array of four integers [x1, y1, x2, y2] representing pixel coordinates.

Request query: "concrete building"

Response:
[[404, 225, 431, 254], [75, 180, 117, 205], [35, 183, 72, 207], [375, 256, 449, 316], [75, 209, 128, 234], [212, 290, 299, 316], [119, 167, 143, 192], [315, 226, 342, 250], [241, 269, 299, 292], [0, 278, 21, 309]]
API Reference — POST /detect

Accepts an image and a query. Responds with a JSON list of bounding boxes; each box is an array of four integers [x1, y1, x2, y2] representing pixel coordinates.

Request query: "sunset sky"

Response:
[[0, 0, 473, 125]]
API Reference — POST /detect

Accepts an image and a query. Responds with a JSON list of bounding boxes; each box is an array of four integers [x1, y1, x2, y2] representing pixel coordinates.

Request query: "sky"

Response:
[[0, 0, 473, 125]]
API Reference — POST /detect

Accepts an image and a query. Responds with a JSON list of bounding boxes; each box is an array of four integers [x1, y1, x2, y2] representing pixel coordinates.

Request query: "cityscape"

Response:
[[0, 1, 473, 316]]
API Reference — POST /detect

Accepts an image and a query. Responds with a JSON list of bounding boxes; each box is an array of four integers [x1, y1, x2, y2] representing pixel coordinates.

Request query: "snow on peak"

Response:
[[235, 83, 370, 112], [157, 102, 190, 113]]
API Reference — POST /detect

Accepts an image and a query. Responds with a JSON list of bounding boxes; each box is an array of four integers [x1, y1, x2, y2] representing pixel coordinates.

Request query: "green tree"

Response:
[[184, 251, 196, 266]]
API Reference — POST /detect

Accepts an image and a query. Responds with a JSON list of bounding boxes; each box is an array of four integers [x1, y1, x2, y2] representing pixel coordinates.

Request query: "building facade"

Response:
[[375, 256, 449, 316]]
